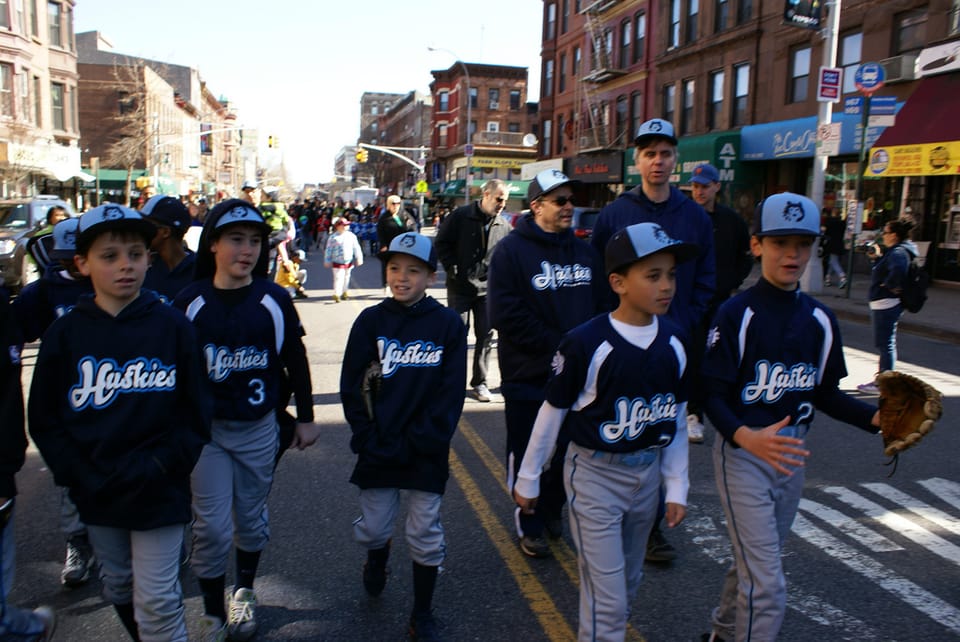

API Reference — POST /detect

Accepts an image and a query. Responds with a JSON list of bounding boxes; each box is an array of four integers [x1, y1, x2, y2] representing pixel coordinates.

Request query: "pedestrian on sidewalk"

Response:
[[821, 208, 847, 289], [700, 193, 880, 642], [324, 216, 363, 303], [340, 232, 466, 641], [858, 217, 918, 394]]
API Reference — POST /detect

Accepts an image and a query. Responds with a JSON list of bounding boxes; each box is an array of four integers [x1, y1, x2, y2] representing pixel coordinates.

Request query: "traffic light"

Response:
[[355, 148, 369, 163], [268, 135, 279, 148]]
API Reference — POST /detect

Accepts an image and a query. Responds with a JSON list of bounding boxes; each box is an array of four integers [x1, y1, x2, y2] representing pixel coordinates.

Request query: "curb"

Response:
[[830, 307, 960, 345]]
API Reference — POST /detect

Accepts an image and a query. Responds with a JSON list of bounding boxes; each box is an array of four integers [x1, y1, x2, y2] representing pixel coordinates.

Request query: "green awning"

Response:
[[501, 180, 529, 199], [442, 179, 466, 195]]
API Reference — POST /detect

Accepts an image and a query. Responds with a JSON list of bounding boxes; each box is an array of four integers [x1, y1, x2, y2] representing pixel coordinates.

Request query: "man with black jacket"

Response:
[[435, 179, 512, 402]]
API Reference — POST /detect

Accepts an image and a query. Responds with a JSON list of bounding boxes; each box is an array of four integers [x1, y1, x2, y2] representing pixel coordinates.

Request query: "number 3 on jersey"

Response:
[[248, 378, 266, 405]]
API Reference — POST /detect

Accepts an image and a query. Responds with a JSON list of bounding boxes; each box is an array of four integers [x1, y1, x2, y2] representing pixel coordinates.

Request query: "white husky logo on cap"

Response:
[[783, 201, 806, 222], [101, 205, 125, 221]]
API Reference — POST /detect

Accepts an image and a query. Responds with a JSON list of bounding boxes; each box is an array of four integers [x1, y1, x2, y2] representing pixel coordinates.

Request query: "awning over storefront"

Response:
[[623, 131, 762, 188], [740, 107, 900, 161], [867, 73, 960, 177], [501, 180, 529, 199]]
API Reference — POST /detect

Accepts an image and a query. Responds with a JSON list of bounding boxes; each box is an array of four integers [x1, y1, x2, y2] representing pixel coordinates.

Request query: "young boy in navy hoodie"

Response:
[[340, 232, 466, 641], [28, 204, 211, 641]]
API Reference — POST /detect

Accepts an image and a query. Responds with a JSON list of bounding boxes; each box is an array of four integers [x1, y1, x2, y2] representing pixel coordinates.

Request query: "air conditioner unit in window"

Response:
[[880, 53, 918, 83], [489, 102, 499, 110]]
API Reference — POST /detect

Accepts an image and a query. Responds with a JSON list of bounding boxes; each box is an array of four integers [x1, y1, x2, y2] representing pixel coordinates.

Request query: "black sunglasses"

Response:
[[544, 195, 575, 207]]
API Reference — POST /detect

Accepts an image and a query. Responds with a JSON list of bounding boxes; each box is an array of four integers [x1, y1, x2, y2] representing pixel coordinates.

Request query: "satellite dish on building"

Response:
[[522, 133, 538, 148]]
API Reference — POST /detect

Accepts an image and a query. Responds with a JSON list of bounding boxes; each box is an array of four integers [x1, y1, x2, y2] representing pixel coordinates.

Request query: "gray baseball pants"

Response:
[[353, 488, 445, 566]]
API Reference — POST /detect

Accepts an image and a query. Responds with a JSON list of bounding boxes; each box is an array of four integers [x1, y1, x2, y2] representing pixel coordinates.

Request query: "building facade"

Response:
[[0, 0, 87, 202], [373, 90, 433, 197], [359, 91, 404, 149]]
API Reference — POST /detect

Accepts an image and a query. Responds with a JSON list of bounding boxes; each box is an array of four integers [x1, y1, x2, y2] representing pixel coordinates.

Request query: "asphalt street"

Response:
[[7, 252, 960, 642]]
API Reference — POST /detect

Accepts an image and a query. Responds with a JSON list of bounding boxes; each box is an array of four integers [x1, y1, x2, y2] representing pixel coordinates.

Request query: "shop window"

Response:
[[789, 46, 811, 103]]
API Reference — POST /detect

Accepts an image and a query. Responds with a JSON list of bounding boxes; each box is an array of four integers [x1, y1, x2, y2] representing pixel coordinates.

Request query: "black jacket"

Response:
[[708, 202, 753, 311], [0, 292, 24, 499], [434, 201, 512, 298]]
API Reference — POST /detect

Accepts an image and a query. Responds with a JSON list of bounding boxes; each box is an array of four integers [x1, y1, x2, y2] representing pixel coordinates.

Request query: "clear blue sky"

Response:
[[74, 1, 544, 185]]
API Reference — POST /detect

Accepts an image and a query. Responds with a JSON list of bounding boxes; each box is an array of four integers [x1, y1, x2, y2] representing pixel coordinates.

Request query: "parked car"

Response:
[[501, 210, 526, 228], [571, 207, 600, 240], [0, 195, 77, 290]]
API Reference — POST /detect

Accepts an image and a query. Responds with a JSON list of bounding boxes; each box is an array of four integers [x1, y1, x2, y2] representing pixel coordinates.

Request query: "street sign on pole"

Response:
[[817, 67, 843, 102], [817, 122, 841, 157], [844, 96, 863, 115], [868, 95, 897, 127], [854, 62, 886, 95], [464, 143, 474, 157]]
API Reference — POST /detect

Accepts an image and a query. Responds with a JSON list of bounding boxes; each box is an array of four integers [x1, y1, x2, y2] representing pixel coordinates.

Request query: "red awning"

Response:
[[872, 73, 960, 147]]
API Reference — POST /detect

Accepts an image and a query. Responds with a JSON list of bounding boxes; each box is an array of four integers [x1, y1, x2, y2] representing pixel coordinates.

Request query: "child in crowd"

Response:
[[324, 216, 363, 303], [140, 194, 197, 302], [173, 198, 319, 642], [340, 232, 466, 641], [701, 193, 880, 642], [514, 222, 695, 641], [29, 204, 211, 641]]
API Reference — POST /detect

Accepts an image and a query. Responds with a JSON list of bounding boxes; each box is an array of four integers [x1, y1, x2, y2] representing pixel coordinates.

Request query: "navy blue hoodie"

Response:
[[341, 295, 466, 495], [28, 290, 211, 530], [0, 292, 24, 499], [591, 185, 716, 339], [12, 264, 93, 344], [487, 213, 607, 400]]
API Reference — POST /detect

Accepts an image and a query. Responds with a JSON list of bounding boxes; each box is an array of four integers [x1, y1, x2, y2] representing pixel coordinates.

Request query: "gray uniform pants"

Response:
[[565, 442, 660, 642], [353, 488, 445, 566], [190, 413, 278, 579], [86, 524, 187, 642], [710, 426, 807, 642]]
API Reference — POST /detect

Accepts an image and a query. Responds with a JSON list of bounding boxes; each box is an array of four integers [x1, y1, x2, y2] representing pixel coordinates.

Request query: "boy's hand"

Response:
[[292, 421, 321, 450], [664, 502, 686, 528], [513, 488, 538, 515], [733, 415, 809, 476]]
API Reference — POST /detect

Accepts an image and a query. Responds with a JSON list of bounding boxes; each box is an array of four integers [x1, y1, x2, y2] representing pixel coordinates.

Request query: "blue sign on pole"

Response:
[[869, 96, 897, 115], [854, 62, 886, 95], [844, 96, 863, 115]]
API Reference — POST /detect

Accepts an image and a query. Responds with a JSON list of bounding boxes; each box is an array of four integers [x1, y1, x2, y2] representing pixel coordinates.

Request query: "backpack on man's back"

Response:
[[900, 255, 930, 313]]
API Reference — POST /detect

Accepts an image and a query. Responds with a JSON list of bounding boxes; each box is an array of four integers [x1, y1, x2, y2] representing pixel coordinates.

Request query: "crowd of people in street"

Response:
[[2, 116, 922, 642]]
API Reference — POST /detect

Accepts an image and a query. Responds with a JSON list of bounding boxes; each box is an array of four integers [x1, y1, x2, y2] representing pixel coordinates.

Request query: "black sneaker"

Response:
[[544, 518, 563, 539], [409, 610, 442, 642], [362, 542, 390, 596], [61, 535, 95, 587], [519, 535, 552, 559], [645, 528, 677, 562]]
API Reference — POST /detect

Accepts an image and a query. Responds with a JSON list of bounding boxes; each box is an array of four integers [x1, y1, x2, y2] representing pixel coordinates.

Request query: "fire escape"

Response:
[[577, 0, 626, 153]]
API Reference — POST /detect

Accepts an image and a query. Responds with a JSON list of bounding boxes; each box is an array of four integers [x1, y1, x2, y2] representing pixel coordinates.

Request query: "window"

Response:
[[47, 1, 61, 47], [33, 75, 40, 124], [620, 20, 631, 68], [50, 81, 64, 130], [468, 86, 477, 109], [371, 103, 379, 115], [840, 32, 862, 94], [64, 2, 72, 50], [951, 0, 960, 36], [895, 9, 926, 54], [559, 53, 567, 92], [662, 84, 676, 125], [544, 59, 554, 97], [737, 0, 752, 24], [733, 63, 749, 126], [680, 79, 695, 135], [602, 29, 613, 67], [573, 46, 581, 77], [715, 0, 728, 32], [631, 91, 644, 138], [508, 122, 521, 133], [16, 71, 29, 121], [486, 121, 499, 133], [669, 0, 681, 47], [14, 0, 23, 34], [509, 89, 521, 110], [616, 95, 628, 145], [488, 88, 499, 110], [468, 119, 477, 143], [0, 64, 12, 117], [556, 114, 564, 154], [542, 119, 552, 156], [546, 2, 557, 40], [633, 13, 645, 63], [561, 0, 569, 34], [438, 124, 448, 147], [708, 70, 724, 129], [28, 0, 36, 36], [438, 91, 448, 112], [0, 1, 8, 28], [687, 0, 699, 44], [789, 46, 811, 103]]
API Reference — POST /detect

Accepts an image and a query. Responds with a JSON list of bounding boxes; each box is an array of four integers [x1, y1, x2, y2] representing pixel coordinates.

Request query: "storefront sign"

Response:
[[783, 0, 822, 29], [867, 141, 960, 177], [917, 43, 960, 77], [566, 152, 622, 183], [741, 108, 901, 160], [2, 141, 83, 181]]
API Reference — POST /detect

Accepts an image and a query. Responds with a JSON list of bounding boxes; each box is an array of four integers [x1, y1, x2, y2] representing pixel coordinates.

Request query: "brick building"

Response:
[[373, 90, 432, 197]]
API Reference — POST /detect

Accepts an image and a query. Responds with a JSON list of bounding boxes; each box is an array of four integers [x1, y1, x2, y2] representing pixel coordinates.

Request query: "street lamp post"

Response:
[[428, 47, 471, 206]]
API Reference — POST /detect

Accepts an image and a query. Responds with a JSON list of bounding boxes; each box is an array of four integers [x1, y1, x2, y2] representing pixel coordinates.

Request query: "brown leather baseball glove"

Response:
[[876, 371, 943, 458]]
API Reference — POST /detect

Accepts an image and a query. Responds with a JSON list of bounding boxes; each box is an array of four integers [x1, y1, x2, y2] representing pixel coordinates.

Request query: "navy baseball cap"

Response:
[[752, 192, 821, 238], [77, 203, 156, 251], [381, 232, 438, 271], [49, 217, 80, 260], [210, 200, 271, 233], [605, 222, 699, 274], [527, 169, 581, 202], [140, 195, 191, 230], [690, 163, 720, 185], [634, 118, 678, 146]]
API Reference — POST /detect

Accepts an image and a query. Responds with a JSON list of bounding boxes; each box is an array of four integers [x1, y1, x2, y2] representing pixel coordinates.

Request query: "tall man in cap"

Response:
[[435, 179, 512, 402], [488, 169, 607, 557], [591, 118, 716, 562], [686, 163, 752, 443]]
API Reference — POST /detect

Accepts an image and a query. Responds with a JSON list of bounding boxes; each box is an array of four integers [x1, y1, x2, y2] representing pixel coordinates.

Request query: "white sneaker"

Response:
[[198, 615, 227, 642], [687, 414, 705, 443], [227, 588, 257, 641], [473, 384, 492, 402]]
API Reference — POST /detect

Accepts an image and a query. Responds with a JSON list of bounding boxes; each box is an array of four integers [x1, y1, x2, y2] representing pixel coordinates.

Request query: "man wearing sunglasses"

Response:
[[435, 179, 512, 402], [487, 169, 607, 558], [591, 118, 716, 563]]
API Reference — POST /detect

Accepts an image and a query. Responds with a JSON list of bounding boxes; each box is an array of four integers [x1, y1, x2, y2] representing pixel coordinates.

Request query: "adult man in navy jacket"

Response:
[[591, 118, 716, 562]]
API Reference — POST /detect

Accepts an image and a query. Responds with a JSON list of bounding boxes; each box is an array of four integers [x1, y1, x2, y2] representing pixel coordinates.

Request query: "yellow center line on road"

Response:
[[449, 448, 575, 642], [455, 417, 646, 642]]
